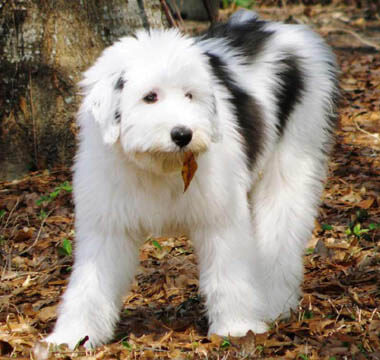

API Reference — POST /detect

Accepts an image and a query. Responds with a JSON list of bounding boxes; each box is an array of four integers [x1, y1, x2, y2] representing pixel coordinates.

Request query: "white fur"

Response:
[[44, 14, 337, 349]]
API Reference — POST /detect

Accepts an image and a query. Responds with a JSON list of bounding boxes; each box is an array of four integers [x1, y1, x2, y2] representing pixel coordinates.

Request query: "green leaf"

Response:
[[122, 340, 132, 350], [358, 343, 366, 354], [74, 335, 89, 349], [152, 239, 162, 250], [221, 338, 230, 348], [298, 355, 309, 360], [36, 195, 50, 206], [49, 189, 60, 200], [221, 0, 255, 8], [303, 310, 313, 319], [306, 247, 314, 255], [59, 181, 72, 192], [345, 227, 352, 236], [322, 224, 333, 231], [58, 238, 72, 256], [329, 357, 337, 360], [0, 209, 6, 220], [353, 223, 361, 236], [256, 345, 264, 353], [235, 0, 255, 7], [38, 210, 48, 220], [369, 223, 379, 230]]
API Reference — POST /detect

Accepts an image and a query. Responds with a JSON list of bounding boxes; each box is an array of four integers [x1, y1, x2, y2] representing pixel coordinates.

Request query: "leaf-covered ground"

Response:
[[0, 4, 379, 359]]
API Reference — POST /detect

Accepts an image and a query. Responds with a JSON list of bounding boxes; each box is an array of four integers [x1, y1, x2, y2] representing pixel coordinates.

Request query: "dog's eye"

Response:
[[185, 92, 193, 100], [143, 91, 158, 104]]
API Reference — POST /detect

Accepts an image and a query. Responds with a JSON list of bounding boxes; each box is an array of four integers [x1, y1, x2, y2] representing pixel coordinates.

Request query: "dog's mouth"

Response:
[[132, 150, 197, 173], [124, 131, 210, 174]]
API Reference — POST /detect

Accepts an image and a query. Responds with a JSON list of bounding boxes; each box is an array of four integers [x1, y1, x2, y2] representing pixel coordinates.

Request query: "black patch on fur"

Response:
[[201, 16, 273, 60], [274, 55, 305, 135], [206, 52, 264, 170], [114, 109, 121, 123], [114, 76, 125, 91]]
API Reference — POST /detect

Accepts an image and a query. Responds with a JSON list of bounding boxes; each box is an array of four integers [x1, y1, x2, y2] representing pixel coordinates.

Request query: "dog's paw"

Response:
[[209, 319, 268, 337], [42, 331, 93, 350]]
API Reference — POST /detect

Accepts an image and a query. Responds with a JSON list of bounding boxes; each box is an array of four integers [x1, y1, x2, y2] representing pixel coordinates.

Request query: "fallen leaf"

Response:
[[181, 151, 198, 192], [356, 197, 374, 209], [37, 305, 57, 322]]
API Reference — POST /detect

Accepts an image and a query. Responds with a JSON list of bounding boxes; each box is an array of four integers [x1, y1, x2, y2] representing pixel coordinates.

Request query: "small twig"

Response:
[[369, 307, 379, 321], [353, 119, 379, 141], [2, 198, 20, 231], [20, 208, 54, 255], [171, 1, 185, 29], [323, 26, 380, 51], [160, 0, 178, 28]]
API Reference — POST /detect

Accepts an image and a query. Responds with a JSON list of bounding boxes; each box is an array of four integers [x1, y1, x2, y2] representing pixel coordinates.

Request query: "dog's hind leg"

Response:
[[250, 138, 329, 321]]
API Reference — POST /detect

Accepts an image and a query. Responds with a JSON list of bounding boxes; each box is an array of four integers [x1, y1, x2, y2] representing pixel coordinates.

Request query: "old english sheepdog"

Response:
[[44, 10, 339, 348]]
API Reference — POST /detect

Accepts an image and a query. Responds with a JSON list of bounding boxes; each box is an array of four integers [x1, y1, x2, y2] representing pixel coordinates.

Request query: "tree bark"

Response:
[[0, 0, 166, 180]]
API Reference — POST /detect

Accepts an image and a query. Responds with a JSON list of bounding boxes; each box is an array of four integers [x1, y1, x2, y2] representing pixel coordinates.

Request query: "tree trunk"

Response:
[[0, 0, 166, 180]]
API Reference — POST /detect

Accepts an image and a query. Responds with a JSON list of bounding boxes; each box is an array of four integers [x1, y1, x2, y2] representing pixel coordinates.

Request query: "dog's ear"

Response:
[[80, 73, 124, 145], [79, 41, 130, 145]]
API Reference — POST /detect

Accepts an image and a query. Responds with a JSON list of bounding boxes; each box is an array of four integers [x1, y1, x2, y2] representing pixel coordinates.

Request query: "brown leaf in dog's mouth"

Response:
[[182, 151, 198, 192]]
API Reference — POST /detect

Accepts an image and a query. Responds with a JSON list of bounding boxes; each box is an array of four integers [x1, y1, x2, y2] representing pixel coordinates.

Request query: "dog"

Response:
[[44, 10, 339, 349]]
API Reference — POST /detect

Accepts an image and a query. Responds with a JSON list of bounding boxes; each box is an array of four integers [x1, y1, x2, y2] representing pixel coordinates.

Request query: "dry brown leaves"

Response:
[[1, 4, 379, 359]]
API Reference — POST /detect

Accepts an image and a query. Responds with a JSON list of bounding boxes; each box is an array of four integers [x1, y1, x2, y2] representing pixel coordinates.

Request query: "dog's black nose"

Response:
[[170, 126, 193, 148]]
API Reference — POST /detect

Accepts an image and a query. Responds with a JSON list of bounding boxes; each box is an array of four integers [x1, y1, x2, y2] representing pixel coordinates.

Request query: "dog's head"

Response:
[[79, 29, 219, 174]]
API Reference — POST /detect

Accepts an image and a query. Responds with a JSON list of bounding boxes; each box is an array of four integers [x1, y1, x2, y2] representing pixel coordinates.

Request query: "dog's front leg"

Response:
[[44, 227, 139, 349], [192, 220, 268, 337]]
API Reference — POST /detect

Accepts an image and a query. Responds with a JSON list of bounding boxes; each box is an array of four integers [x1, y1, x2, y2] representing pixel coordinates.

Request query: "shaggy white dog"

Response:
[[44, 10, 339, 349]]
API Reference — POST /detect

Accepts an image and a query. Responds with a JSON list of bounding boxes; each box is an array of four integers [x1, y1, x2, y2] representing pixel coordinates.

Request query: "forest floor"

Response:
[[0, 3, 379, 360]]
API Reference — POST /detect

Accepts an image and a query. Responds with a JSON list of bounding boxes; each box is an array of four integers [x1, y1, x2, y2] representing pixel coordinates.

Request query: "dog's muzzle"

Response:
[[170, 126, 193, 148]]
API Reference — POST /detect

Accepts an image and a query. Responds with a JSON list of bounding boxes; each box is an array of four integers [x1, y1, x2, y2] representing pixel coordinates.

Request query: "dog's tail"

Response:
[[228, 9, 259, 25]]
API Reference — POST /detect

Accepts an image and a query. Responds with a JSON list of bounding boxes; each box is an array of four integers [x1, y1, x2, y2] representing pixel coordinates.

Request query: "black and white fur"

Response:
[[44, 10, 339, 349]]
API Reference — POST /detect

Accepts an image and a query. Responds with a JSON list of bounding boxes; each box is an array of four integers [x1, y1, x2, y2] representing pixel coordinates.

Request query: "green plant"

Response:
[[303, 310, 314, 319], [221, 338, 231, 349], [322, 223, 333, 231], [38, 209, 48, 220], [346, 222, 378, 239], [305, 247, 314, 255], [58, 238, 72, 257], [122, 340, 132, 350], [152, 239, 162, 250], [255, 345, 264, 354], [221, 0, 255, 9], [74, 335, 89, 350], [0, 209, 6, 220], [345, 208, 378, 241], [298, 354, 309, 360], [36, 181, 72, 206]]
